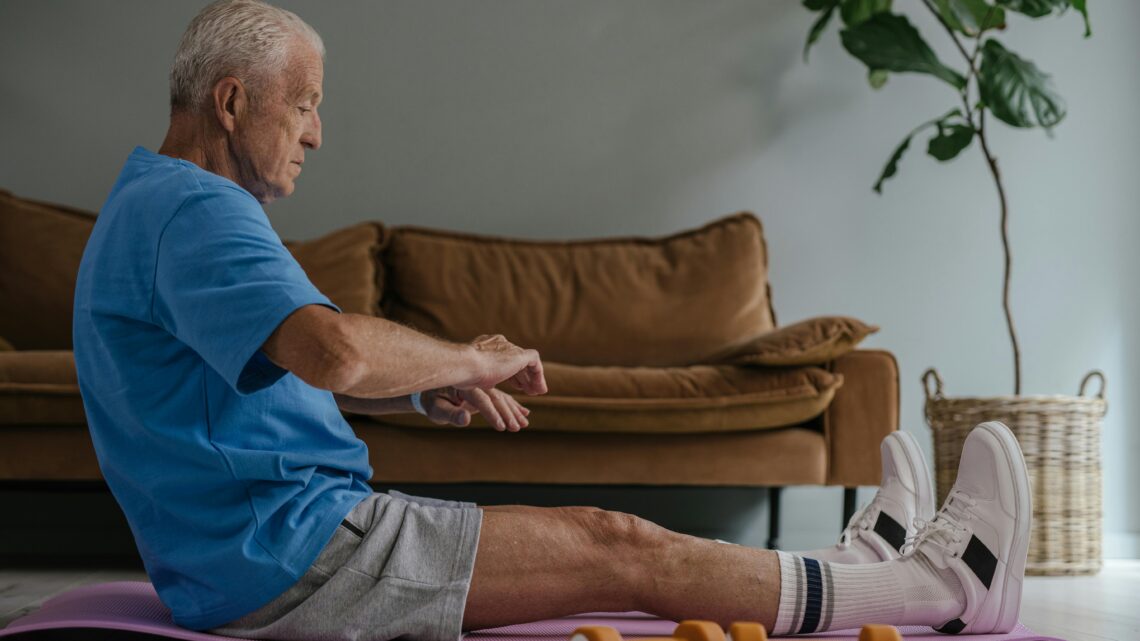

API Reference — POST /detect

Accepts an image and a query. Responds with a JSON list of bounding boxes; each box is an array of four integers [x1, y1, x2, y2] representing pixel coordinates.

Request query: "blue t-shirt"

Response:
[[73, 147, 373, 630]]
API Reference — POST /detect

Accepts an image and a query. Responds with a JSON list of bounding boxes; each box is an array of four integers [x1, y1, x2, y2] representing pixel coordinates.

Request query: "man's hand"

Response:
[[423, 386, 531, 432], [463, 334, 548, 396]]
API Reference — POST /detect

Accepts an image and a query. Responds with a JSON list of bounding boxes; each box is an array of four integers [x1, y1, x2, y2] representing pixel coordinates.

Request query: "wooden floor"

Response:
[[2, 561, 1138, 639]]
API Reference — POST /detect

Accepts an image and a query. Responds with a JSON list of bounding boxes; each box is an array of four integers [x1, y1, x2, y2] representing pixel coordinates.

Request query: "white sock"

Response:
[[773, 551, 965, 634], [793, 537, 881, 564]]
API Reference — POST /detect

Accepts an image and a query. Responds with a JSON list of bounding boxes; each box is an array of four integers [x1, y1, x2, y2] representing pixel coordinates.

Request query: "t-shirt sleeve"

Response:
[[152, 187, 338, 395]]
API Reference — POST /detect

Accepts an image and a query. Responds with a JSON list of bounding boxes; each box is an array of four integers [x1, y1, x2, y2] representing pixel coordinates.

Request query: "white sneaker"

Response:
[[813, 430, 935, 563], [905, 421, 1032, 634]]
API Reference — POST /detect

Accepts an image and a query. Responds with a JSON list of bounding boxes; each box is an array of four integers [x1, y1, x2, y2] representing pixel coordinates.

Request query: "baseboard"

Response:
[[1105, 531, 1140, 559]]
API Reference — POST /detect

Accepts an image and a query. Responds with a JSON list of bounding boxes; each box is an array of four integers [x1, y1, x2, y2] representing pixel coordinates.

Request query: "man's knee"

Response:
[[578, 508, 665, 549]]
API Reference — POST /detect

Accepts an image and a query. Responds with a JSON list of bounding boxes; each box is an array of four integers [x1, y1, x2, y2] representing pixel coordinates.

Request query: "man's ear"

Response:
[[211, 77, 247, 134]]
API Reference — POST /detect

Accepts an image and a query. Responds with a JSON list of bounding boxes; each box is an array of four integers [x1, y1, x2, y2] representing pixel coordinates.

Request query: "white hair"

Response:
[[170, 0, 324, 112]]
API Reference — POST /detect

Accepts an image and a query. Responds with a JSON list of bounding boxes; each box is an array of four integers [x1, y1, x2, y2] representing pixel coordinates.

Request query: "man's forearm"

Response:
[[334, 313, 482, 398], [263, 305, 542, 399], [333, 392, 415, 415]]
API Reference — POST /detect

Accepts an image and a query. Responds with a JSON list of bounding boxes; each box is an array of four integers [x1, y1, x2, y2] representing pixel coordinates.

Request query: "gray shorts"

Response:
[[209, 491, 483, 641]]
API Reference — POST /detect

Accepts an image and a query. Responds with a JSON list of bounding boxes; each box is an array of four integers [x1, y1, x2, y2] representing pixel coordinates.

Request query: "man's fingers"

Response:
[[488, 390, 519, 432], [466, 388, 507, 431], [431, 395, 471, 427], [507, 395, 529, 429]]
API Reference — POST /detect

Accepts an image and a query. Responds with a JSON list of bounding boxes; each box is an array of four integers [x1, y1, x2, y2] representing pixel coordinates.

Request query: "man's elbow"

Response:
[[311, 319, 367, 394]]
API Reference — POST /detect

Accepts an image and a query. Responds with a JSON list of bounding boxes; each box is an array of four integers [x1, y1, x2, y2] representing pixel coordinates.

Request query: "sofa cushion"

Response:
[[0, 190, 96, 350], [381, 213, 776, 367], [369, 361, 842, 434], [715, 316, 878, 366], [285, 222, 385, 316], [0, 351, 85, 425]]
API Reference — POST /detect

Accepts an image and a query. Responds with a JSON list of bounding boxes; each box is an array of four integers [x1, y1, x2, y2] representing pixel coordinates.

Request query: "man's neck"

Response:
[[158, 111, 239, 186]]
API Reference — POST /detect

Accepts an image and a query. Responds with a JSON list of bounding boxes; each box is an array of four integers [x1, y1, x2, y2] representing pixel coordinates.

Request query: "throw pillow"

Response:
[[381, 213, 777, 368], [715, 316, 878, 366], [285, 222, 386, 316], [0, 190, 96, 350]]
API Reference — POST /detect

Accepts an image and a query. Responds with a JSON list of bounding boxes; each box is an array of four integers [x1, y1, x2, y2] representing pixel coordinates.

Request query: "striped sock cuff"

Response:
[[774, 551, 835, 635]]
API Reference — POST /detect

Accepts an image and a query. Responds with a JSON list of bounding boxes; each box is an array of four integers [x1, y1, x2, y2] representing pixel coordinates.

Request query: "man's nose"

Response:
[[301, 113, 322, 150]]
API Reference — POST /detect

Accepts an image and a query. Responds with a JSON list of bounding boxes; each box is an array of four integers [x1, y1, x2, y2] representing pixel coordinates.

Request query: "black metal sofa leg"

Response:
[[767, 486, 783, 550], [842, 487, 857, 529]]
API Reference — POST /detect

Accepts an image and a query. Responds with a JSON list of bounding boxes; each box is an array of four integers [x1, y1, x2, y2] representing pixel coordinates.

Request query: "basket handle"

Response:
[[922, 368, 944, 401], [1078, 370, 1106, 399]]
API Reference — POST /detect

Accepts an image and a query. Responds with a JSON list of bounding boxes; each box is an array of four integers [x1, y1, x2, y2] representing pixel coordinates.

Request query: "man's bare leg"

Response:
[[462, 505, 780, 630]]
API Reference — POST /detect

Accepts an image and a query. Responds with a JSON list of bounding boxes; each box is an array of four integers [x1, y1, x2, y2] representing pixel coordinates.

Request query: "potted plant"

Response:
[[799, 0, 1106, 575]]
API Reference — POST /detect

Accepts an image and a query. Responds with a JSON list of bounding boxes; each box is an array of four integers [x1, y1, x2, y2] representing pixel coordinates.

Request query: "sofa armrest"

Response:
[[823, 349, 899, 487]]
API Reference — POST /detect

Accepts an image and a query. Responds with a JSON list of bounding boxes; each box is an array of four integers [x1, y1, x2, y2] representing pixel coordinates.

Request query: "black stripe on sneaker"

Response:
[[962, 535, 998, 589], [873, 512, 908, 552], [935, 618, 966, 634], [797, 557, 824, 634]]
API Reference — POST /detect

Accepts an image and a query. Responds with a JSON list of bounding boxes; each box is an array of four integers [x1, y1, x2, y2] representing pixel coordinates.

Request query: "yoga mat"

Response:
[[0, 582, 1064, 641]]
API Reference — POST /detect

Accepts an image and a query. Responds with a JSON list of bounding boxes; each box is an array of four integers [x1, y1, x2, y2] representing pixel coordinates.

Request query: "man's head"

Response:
[[169, 0, 324, 203]]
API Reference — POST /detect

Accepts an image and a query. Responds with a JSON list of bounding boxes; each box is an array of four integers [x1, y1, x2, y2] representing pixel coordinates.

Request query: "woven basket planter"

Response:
[[922, 368, 1107, 576]]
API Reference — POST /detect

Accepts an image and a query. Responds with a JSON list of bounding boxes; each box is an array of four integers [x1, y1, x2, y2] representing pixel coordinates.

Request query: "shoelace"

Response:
[[837, 500, 878, 547], [901, 488, 978, 558]]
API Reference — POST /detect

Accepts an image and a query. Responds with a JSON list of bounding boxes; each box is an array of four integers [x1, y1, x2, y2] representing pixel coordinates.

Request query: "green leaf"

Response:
[[1069, 0, 1091, 37], [994, 0, 1066, 18], [840, 13, 967, 90], [868, 68, 889, 89], [927, 123, 975, 160], [804, 4, 838, 62], [978, 39, 1066, 129], [840, 0, 892, 27], [932, 0, 1007, 36], [874, 134, 912, 194], [873, 108, 961, 193], [803, 0, 837, 11]]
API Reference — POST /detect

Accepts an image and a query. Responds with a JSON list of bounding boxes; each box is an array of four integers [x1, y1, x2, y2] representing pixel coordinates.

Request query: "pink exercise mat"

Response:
[[0, 582, 1064, 641]]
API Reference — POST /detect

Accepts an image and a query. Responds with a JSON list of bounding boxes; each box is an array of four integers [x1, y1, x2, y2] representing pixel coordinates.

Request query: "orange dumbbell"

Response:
[[857, 624, 904, 641], [572, 621, 724, 641], [571, 621, 902, 641]]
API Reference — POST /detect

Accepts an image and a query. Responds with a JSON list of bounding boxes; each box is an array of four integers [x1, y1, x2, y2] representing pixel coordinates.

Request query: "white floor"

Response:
[[2, 561, 1138, 639]]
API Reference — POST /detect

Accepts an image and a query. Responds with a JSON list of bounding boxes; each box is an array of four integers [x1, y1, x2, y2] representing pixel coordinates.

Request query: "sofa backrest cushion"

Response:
[[284, 222, 385, 316], [381, 213, 776, 367], [0, 190, 96, 350], [1, 187, 385, 349]]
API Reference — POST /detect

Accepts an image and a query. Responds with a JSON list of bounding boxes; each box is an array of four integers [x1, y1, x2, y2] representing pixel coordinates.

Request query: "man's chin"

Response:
[[256, 181, 295, 205]]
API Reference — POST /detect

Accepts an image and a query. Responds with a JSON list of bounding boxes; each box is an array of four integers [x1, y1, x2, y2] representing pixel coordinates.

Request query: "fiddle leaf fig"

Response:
[[928, 123, 976, 161], [932, 0, 1006, 36], [873, 109, 962, 193], [994, 0, 1066, 18], [840, 13, 967, 90], [840, 0, 892, 27], [1069, 0, 1091, 37], [868, 68, 889, 89], [804, 1, 839, 61], [978, 39, 1066, 129]]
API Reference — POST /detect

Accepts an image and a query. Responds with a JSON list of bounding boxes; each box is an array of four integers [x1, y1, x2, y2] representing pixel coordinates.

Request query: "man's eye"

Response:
[[298, 107, 311, 114]]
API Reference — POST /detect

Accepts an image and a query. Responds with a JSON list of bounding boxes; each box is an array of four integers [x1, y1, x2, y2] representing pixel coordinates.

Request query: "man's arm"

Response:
[[333, 387, 531, 432], [332, 393, 415, 415], [262, 304, 547, 399]]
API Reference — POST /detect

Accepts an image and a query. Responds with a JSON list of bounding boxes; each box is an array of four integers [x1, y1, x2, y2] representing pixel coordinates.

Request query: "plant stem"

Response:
[[922, 0, 1022, 395], [976, 110, 1022, 395]]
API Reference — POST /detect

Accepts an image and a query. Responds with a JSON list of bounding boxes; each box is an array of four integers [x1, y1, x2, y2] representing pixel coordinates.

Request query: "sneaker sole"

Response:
[[971, 420, 1032, 634], [884, 431, 936, 522]]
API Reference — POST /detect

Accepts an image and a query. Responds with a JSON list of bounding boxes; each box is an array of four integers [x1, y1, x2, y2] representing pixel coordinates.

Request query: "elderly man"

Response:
[[73, 1, 1033, 640]]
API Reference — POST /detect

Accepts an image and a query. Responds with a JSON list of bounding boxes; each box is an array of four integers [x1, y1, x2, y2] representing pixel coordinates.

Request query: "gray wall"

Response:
[[3, 1, 1137, 555]]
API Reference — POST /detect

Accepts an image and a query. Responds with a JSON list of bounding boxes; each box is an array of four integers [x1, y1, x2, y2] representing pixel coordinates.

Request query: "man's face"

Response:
[[233, 40, 323, 204]]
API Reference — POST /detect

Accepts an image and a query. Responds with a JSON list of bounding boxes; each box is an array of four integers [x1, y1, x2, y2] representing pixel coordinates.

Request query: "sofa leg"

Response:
[[842, 487, 857, 529], [767, 486, 783, 550]]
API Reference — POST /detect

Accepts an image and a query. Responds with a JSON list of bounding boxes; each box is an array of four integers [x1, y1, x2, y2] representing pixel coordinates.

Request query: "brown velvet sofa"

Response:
[[0, 188, 899, 546]]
